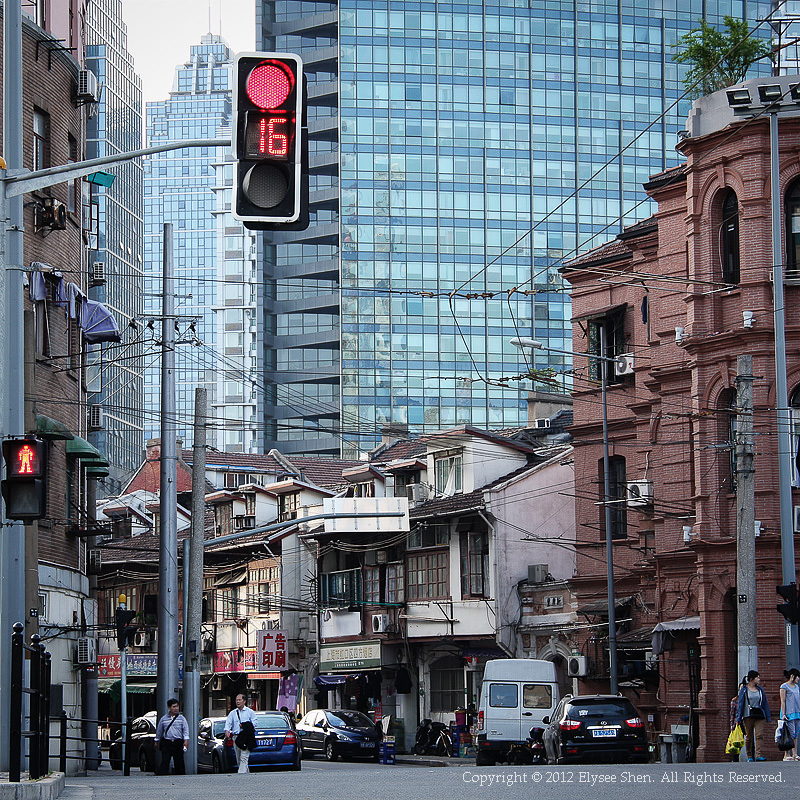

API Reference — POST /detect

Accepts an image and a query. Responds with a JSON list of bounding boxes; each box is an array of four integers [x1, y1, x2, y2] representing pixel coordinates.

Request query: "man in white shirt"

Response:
[[154, 698, 190, 775], [224, 693, 258, 773]]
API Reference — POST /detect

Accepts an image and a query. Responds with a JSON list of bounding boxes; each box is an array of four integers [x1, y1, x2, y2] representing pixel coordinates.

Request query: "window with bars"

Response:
[[279, 492, 300, 521], [320, 568, 362, 607], [430, 655, 465, 712], [386, 563, 404, 604], [406, 551, 448, 600], [219, 588, 238, 619], [460, 530, 489, 598]]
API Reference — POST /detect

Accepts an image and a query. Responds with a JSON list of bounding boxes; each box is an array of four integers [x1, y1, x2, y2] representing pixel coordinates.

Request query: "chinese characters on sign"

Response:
[[257, 629, 288, 670]]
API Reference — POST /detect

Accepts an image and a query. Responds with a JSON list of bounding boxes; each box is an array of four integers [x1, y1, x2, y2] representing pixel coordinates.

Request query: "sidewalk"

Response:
[[392, 753, 470, 767], [0, 773, 65, 800]]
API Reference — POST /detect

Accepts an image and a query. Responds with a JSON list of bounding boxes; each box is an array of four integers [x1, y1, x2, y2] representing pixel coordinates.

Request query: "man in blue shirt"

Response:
[[154, 698, 190, 775]]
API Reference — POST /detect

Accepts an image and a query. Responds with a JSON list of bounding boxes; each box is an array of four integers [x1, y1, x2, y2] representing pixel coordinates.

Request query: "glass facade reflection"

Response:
[[143, 35, 259, 451], [260, 0, 772, 458], [86, 0, 144, 492]]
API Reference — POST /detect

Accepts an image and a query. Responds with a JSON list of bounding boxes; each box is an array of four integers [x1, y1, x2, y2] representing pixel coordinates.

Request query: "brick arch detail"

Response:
[[698, 366, 735, 410], [695, 166, 746, 219], [765, 365, 800, 407]]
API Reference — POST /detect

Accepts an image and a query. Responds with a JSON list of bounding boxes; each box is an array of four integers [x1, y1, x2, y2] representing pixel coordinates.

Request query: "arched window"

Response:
[[719, 388, 737, 493], [721, 190, 740, 283], [785, 181, 800, 275]]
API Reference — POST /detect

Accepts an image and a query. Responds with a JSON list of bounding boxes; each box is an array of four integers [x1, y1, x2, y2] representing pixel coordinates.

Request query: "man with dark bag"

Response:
[[224, 693, 258, 773], [154, 698, 190, 775]]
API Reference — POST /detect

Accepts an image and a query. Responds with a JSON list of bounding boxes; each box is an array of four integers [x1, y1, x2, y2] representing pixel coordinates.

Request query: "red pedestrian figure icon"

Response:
[[17, 444, 35, 474]]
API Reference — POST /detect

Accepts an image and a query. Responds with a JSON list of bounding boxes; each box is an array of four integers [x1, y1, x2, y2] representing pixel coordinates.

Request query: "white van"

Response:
[[474, 659, 559, 765]]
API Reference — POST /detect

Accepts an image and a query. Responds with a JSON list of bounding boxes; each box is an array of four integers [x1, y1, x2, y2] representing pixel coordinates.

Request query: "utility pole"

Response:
[[735, 354, 757, 678], [184, 387, 206, 773], [157, 224, 179, 716], [0, 0, 26, 771]]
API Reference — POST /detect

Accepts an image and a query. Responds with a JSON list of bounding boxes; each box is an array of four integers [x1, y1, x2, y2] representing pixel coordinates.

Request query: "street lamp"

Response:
[[512, 334, 619, 694]]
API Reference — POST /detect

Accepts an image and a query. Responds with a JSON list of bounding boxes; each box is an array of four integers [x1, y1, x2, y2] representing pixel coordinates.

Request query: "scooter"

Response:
[[414, 719, 453, 756], [528, 726, 546, 765]]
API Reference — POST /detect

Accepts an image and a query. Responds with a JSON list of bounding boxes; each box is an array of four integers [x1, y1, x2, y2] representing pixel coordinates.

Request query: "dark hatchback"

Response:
[[297, 709, 381, 761], [109, 712, 158, 771], [198, 712, 301, 772], [542, 695, 648, 765]]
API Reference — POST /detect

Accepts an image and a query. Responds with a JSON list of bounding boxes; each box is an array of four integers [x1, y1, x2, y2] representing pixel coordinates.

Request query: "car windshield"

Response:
[[325, 711, 374, 728], [567, 700, 634, 720], [254, 713, 289, 729], [213, 721, 225, 737]]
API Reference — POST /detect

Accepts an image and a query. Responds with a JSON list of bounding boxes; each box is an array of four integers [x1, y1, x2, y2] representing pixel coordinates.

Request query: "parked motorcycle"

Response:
[[414, 719, 453, 756], [507, 726, 546, 765]]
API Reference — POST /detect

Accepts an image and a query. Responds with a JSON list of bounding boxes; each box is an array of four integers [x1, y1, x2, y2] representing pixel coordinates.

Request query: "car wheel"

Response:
[[325, 739, 338, 762], [290, 753, 302, 771], [139, 749, 149, 773], [212, 754, 222, 774]]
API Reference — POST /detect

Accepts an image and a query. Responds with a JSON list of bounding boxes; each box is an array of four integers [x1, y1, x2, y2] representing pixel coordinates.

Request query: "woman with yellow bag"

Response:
[[727, 678, 746, 761]]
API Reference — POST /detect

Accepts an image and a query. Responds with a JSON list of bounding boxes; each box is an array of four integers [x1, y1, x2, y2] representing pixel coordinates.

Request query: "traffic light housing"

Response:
[[1, 438, 47, 521], [115, 608, 137, 650], [233, 52, 308, 230], [777, 583, 800, 625]]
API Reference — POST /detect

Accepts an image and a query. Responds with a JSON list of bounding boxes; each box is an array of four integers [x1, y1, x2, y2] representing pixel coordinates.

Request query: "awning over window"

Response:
[[82, 299, 121, 344], [66, 435, 109, 467], [578, 595, 635, 616], [651, 616, 700, 657], [213, 568, 247, 587], [571, 302, 628, 323], [35, 414, 74, 441]]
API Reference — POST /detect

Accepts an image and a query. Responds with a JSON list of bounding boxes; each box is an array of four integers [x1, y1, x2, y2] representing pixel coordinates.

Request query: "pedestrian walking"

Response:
[[780, 668, 800, 761], [736, 670, 771, 762], [154, 698, 190, 775], [225, 693, 258, 773], [728, 677, 746, 762]]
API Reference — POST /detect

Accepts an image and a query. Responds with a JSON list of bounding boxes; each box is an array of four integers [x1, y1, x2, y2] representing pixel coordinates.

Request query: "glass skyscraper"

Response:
[[258, 0, 773, 458], [143, 35, 259, 452], [86, 0, 144, 492]]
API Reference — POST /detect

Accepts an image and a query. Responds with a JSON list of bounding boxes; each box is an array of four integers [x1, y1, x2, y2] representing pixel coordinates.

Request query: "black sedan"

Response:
[[542, 695, 649, 765], [109, 711, 158, 771], [297, 709, 381, 761]]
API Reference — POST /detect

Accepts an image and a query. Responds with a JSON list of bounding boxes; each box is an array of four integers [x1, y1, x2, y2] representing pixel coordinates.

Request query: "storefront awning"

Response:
[[578, 595, 635, 616], [616, 626, 655, 650], [314, 674, 346, 687], [66, 435, 109, 467], [97, 679, 157, 699], [35, 414, 74, 441], [651, 616, 700, 657]]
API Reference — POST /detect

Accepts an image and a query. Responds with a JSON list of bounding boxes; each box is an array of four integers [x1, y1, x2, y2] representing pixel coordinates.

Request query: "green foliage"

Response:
[[672, 16, 772, 99]]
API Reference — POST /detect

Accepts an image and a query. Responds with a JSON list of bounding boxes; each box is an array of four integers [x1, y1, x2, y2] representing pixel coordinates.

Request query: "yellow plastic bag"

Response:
[[726, 724, 745, 754]]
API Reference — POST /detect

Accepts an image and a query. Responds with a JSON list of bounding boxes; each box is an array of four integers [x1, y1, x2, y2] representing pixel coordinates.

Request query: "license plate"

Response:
[[591, 729, 617, 738], [361, 742, 374, 748], [257, 738, 275, 747]]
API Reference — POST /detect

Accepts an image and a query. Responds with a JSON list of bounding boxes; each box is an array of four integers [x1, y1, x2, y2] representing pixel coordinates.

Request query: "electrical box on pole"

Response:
[[1, 438, 47, 521], [232, 52, 308, 230]]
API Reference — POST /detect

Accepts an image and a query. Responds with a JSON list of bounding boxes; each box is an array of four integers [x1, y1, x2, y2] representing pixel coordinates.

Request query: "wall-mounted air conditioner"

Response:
[[533, 418, 551, 429], [133, 631, 152, 648], [76, 637, 97, 665], [90, 261, 106, 286], [406, 483, 428, 504], [614, 353, 635, 377], [77, 69, 100, 102], [371, 614, 390, 634], [38, 198, 67, 230], [88, 404, 104, 431], [527, 564, 549, 584], [567, 655, 587, 677], [627, 480, 654, 507]]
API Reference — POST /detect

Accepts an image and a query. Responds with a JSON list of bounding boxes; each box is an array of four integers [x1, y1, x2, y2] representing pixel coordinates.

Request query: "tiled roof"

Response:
[[565, 238, 631, 268], [410, 489, 485, 520], [125, 456, 194, 495], [371, 438, 427, 465]]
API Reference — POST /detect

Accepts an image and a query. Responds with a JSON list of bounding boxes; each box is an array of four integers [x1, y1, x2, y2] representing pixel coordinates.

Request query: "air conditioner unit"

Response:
[[794, 506, 800, 534], [371, 614, 390, 633], [77, 69, 100, 102], [527, 564, 549, 584], [233, 515, 256, 530], [376, 549, 388, 564], [133, 631, 151, 648], [90, 261, 106, 286], [202, 636, 215, 655], [627, 479, 654, 507], [406, 483, 428, 504], [88, 404, 104, 431], [533, 418, 551, 429], [88, 548, 102, 574], [567, 655, 588, 677], [614, 353, 635, 377], [76, 637, 97, 665], [211, 675, 223, 691], [39, 198, 67, 230]]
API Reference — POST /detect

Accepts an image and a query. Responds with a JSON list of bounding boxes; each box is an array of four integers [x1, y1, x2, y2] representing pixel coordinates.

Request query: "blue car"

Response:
[[198, 713, 301, 772]]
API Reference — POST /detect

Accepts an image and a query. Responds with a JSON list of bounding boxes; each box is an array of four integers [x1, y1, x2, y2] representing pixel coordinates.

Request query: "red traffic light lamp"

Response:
[[1, 438, 47, 521], [233, 52, 307, 230]]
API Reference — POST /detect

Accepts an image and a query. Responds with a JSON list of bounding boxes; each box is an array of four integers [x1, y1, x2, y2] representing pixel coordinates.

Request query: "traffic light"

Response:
[[115, 607, 137, 650], [233, 52, 307, 230], [777, 583, 800, 624], [1, 438, 47, 521]]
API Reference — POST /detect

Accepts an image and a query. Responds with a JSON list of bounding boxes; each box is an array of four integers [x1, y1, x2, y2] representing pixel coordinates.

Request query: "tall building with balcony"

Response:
[[142, 35, 259, 451], [257, 1, 774, 458], [86, 0, 145, 493]]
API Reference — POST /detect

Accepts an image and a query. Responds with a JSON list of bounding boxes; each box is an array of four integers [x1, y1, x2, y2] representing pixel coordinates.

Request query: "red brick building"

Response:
[[564, 76, 800, 762]]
